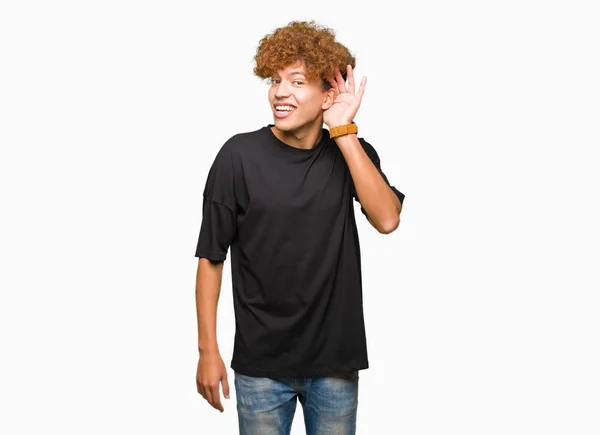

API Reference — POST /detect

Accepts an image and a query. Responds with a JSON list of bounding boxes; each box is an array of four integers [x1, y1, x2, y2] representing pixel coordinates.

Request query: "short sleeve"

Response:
[[195, 196, 236, 261], [351, 138, 405, 218], [194, 146, 238, 261]]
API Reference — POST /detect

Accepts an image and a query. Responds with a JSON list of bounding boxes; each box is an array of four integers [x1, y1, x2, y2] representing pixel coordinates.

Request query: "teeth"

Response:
[[276, 106, 295, 111]]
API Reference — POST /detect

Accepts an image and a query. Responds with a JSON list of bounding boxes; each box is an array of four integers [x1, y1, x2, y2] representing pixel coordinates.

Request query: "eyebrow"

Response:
[[273, 71, 306, 77]]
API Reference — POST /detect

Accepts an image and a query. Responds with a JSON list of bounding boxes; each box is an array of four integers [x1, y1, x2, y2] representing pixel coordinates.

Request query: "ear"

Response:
[[322, 88, 336, 110]]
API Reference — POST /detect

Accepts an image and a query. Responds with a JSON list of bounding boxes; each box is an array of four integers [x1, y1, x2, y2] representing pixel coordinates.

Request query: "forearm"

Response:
[[196, 258, 224, 355], [335, 134, 401, 233]]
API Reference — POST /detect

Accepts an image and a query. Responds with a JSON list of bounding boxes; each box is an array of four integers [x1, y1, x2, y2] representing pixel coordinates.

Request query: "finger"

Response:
[[210, 385, 224, 412], [222, 374, 230, 400], [336, 67, 347, 93], [332, 67, 341, 85], [328, 77, 339, 94], [197, 377, 207, 397], [347, 65, 355, 94], [356, 76, 367, 103], [204, 382, 213, 405], [335, 67, 346, 92]]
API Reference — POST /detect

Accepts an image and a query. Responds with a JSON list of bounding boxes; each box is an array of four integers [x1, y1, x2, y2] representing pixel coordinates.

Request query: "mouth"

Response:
[[274, 105, 296, 119]]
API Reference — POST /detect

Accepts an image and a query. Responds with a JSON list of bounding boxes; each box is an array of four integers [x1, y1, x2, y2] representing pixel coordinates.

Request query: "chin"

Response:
[[273, 118, 294, 131]]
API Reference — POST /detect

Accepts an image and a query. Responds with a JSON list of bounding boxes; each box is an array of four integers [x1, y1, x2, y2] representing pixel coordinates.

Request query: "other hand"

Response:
[[196, 351, 230, 413]]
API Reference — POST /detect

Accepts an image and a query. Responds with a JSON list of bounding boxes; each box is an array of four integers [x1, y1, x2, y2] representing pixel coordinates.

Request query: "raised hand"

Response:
[[323, 64, 367, 128]]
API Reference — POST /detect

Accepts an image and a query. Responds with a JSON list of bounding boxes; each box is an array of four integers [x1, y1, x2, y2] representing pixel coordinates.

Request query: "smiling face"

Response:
[[268, 62, 335, 135]]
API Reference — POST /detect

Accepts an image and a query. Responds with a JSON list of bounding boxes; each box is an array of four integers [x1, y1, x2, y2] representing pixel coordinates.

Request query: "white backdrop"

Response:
[[1, 0, 599, 434]]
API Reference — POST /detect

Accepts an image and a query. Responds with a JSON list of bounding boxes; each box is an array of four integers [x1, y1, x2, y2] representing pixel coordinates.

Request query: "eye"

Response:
[[269, 78, 281, 84], [293, 80, 304, 85]]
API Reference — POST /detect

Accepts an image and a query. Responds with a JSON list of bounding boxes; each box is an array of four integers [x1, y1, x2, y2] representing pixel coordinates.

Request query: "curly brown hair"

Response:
[[253, 20, 356, 91]]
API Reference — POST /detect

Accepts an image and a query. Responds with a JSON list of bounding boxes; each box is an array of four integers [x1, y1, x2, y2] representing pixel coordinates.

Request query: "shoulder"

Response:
[[220, 126, 266, 155], [205, 127, 264, 171]]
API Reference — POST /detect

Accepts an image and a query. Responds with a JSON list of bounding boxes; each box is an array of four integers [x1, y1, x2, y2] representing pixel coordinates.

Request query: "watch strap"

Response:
[[329, 122, 358, 138]]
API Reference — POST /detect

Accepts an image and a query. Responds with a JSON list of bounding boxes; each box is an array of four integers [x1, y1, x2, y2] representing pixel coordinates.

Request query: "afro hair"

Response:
[[253, 20, 356, 91]]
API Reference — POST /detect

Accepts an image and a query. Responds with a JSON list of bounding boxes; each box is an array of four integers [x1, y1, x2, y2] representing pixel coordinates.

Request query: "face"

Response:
[[268, 62, 333, 133]]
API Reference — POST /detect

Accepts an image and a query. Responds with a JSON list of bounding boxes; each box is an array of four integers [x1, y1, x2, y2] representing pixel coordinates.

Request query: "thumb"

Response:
[[222, 372, 230, 399]]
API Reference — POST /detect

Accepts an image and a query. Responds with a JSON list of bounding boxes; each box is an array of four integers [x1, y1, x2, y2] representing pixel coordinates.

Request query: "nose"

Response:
[[274, 80, 291, 99]]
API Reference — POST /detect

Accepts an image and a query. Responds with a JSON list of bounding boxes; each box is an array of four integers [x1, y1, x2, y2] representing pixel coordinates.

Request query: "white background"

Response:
[[1, 0, 599, 434]]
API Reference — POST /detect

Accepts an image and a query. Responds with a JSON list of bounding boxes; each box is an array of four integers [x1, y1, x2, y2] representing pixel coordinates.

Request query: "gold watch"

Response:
[[329, 122, 358, 138]]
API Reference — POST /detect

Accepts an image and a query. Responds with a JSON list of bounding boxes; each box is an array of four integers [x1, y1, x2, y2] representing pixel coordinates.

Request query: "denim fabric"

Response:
[[234, 370, 359, 435]]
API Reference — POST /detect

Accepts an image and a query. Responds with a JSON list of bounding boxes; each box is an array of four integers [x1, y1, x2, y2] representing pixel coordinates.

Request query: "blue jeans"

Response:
[[234, 370, 360, 435]]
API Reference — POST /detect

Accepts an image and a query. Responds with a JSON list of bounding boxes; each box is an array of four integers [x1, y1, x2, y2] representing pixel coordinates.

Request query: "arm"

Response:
[[194, 144, 238, 412], [196, 257, 225, 356], [324, 66, 401, 234], [196, 257, 230, 413], [335, 133, 402, 234]]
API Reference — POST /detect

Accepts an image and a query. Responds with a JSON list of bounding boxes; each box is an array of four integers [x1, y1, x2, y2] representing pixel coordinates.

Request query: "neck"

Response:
[[270, 119, 323, 150]]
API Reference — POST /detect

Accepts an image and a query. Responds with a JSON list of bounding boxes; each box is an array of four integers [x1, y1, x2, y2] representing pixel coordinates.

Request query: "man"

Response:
[[195, 20, 405, 435]]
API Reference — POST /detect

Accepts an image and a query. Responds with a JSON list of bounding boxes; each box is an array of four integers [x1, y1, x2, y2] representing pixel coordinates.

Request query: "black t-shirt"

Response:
[[195, 124, 405, 378]]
